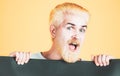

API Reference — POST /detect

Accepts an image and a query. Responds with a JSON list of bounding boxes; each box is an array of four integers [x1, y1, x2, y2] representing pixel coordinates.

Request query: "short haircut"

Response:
[[49, 2, 90, 27]]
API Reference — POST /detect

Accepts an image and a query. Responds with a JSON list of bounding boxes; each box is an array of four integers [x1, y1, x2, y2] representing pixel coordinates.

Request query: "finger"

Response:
[[9, 51, 20, 62], [91, 55, 94, 61], [94, 55, 99, 66], [9, 51, 19, 61], [101, 54, 107, 66], [20, 52, 26, 65], [17, 52, 24, 65], [98, 55, 103, 66], [9, 52, 16, 57], [15, 52, 20, 61], [105, 55, 113, 65], [25, 52, 30, 63]]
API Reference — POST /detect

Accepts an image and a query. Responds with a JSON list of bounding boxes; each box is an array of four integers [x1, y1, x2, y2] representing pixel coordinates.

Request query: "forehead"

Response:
[[63, 12, 89, 27]]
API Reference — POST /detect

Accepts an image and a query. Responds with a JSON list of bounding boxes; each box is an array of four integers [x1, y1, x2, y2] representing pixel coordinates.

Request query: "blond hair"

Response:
[[49, 2, 89, 27]]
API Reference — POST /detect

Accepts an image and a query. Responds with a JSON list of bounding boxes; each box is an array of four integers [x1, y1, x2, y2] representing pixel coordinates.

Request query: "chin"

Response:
[[63, 57, 79, 63], [61, 47, 80, 63]]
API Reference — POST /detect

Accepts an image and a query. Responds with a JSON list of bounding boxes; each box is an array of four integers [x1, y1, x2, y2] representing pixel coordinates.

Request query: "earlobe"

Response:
[[50, 25, 56, 38]]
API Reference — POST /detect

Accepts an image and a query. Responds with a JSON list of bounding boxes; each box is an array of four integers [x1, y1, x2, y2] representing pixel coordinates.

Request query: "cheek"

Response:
[[55, 30, 66, 42], [79, 35, 85, 43], [56, 28, 73, 42], [62, 30, 72, 41]]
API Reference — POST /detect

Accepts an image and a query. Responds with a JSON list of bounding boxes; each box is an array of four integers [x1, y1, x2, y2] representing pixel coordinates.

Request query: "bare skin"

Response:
[[10, 2, 114, 66]]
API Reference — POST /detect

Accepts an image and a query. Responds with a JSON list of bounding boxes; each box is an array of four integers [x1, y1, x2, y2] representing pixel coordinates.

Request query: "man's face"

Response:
[[53, 12, 88, 63]]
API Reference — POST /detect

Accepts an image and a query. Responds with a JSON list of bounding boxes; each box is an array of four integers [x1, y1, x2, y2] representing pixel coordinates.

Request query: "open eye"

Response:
[[79, 28, 86, 33], [67, 26, 73, 30]]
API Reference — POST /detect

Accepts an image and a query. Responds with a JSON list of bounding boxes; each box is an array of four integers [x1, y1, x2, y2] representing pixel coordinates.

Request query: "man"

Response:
[[10, 2, 113, 66]]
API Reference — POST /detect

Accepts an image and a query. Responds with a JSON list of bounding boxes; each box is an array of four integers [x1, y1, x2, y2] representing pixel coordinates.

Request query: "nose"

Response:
[[72, 34, 79, 39], [71, 29, 80, 39]]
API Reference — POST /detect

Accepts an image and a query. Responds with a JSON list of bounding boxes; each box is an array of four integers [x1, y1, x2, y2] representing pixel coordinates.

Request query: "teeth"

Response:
[[69, 43, 78, 46], [71, 42, 78, 46], [72, 43, 77, 45]]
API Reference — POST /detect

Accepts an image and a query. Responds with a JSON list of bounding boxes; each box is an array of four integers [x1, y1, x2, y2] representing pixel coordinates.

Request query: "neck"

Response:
[[42, 45, 62, 60]]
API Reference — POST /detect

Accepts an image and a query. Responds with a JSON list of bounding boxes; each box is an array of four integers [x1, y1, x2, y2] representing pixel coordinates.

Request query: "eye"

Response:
[[67, 26, 73, 30], [79, 28, 86, 33]]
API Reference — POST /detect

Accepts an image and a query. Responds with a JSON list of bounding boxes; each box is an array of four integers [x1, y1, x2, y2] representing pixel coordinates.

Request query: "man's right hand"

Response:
[[9, 51, 31, 65]]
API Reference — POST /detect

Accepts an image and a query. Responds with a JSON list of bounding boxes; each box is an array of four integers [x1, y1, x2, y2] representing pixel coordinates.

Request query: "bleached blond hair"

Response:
[[49, 2, 90, 27]]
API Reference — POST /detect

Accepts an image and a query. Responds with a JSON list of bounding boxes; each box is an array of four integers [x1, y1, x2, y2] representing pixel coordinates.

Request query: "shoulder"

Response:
[[30, 52, 46, 59]]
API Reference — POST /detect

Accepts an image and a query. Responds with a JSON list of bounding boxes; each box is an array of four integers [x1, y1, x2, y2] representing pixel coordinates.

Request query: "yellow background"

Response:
[[0, 0, 120, 60]]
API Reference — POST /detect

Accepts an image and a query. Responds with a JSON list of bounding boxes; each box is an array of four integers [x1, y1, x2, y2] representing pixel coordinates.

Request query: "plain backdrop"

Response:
[[0, 0, 120, 60]]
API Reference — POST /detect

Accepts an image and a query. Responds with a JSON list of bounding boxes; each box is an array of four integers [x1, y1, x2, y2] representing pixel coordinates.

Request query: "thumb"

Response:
[[91, 55, 94, 61], [9, 52, 18, 57]]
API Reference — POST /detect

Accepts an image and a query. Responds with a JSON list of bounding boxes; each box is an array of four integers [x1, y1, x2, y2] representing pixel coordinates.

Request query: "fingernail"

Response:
[[21, 63, 24, 65], [96, 63, 99, 66], [100, 64, 103, 67], [104, 64, 106, 66], [17, 62, 20, 65], [25, 61, 28, 63]]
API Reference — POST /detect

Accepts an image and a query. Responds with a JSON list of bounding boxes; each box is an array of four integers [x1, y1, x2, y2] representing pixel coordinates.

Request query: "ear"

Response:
[[50, 25, 56, 38]]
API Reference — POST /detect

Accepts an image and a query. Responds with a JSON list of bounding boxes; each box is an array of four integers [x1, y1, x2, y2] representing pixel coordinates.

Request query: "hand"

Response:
[[92, 54, 114, 66], [9, 51, 31, 65]]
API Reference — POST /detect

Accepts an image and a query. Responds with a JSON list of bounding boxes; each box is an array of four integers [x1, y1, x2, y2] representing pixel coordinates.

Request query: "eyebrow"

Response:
[[67, 23, 87, 28]]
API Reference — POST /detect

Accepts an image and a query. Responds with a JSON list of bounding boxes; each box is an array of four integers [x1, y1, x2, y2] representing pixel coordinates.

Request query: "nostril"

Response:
[[72, 35, 79, 39]]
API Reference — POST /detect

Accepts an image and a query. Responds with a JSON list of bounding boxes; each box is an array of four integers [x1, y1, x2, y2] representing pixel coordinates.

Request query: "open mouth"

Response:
[[68, 42, 79, 52]]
